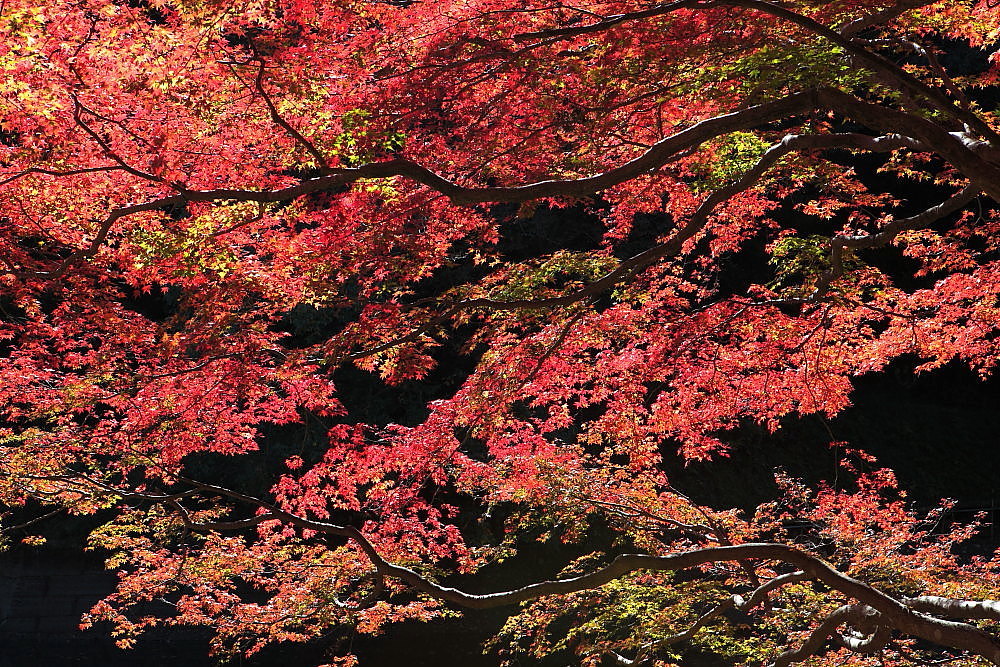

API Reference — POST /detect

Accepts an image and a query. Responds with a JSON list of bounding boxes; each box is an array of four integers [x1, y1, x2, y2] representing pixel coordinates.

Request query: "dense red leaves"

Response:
[[4, 0, 1000, 664]]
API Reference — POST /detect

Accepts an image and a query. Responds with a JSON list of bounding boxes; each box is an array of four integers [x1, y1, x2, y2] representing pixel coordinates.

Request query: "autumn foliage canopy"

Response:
[[5, 0, 1000, 664]]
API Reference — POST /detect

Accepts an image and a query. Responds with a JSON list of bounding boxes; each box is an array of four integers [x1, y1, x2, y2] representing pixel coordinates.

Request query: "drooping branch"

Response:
[[154, 89, 998, 209]]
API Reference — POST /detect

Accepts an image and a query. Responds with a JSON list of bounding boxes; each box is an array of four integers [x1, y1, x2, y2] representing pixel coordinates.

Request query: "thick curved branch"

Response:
[[339, 129, 951, 361], [815, 88, 1000, 201], [775, 603, 888, 665], [905, 596, 1000, 622], [171, 91, 816, 207], [833, 604, 892, 654], [722, 1, 996, 144], [362, 543, 1000, 663], [45, 92, 815, 279], [836, 623, 893, 655], [181, 483, 1000, 663], [49, 90, 995, 313], [772, 604, 891, 666], [81, 470, 1000, 664]]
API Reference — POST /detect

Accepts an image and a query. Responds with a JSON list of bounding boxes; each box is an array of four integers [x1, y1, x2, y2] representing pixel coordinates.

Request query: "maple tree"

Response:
[[5, 0, 1000, 664]]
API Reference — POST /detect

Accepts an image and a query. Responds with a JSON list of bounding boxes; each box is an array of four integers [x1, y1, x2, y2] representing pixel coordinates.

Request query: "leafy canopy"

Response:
[[4, 0, 1000, 665]]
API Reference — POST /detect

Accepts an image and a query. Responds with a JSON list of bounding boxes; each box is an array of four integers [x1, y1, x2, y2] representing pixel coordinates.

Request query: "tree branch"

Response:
[[733, 570, 809, 611], [814, 88, 1000, 201], [67, 469, 1000, 663], [810, 183, 981, 299], [248, 43, 330, 170], [512, 0, 998, 144], [623, 598, 735, 664], [0, 164, 127, 188], [773, 604, 857, 667], [338, 129, 951, 361], [43, 92, 816, 278], [70, 94, 166, 185], [837, 1, 934, 37], [45, 91, 995, 321], [905, 596, 1000, 622], [170, 91, 817, 207]]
